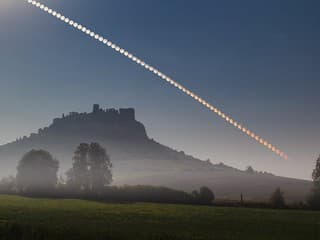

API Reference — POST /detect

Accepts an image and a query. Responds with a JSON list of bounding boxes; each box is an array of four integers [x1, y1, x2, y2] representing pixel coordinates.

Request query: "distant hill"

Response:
[[0, 104, 311, 202]]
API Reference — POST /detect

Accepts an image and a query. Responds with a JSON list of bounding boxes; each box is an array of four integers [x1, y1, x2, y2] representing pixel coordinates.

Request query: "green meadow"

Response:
[[0, 195, 319, 240]]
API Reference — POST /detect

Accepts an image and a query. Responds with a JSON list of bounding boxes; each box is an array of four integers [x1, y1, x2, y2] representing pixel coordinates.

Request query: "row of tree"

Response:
[[257, 155, 320, 210], [15, 143, 112, 193], [242, 156, 320, 210], [0, 145, 319, 209], [0, 143, 216, 205]]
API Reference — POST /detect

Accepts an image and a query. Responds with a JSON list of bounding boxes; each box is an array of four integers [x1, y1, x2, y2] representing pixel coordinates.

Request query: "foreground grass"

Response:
[[0, 195, 319, 240]]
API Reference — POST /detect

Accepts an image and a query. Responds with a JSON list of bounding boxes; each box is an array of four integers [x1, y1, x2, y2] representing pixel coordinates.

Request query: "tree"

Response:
[[191, 190, 200, 200], [67, 143, 90, 190], [16, 150, 59, 193], [246, 166, 255, 174], [312, 155, 320, 182], [240, 193, 244, 205], [67, 143, 112, 192], [270, 187, 286, 208], [88, 143, 112, 191], [307, 155, 320, 209], [199, 187, 215, 204]]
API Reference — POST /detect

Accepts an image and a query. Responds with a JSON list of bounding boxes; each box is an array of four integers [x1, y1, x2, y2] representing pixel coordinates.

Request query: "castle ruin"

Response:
[[92, 104, 135, 121]]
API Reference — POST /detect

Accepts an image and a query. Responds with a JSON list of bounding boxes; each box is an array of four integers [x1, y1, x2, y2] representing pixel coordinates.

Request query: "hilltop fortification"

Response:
[[15, 104, 148, 143]]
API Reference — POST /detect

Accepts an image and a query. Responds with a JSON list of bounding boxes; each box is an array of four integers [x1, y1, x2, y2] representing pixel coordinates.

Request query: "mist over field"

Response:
[[0, 105, 312, 202]]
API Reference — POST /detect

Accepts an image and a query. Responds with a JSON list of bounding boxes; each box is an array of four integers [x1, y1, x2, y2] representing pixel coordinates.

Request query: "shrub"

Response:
[[269, 187, 286, 208]]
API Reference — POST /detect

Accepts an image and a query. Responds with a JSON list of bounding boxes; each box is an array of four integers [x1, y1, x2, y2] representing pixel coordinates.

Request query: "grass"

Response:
[[0, 195, 319, 240]]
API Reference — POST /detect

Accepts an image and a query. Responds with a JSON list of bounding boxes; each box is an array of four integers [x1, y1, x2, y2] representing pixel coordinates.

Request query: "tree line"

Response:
[[0, 145, 319, 209], [0, 143, 215, 205], [265, 155, 320, 210], [14, 143, 113, 194]]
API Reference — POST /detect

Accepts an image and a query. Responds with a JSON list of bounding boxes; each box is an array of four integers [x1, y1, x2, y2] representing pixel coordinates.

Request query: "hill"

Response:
[[0, 104, 312, 202]]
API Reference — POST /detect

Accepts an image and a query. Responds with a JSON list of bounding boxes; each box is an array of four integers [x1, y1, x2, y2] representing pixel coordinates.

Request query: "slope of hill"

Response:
[[0, 104, 312, 202]]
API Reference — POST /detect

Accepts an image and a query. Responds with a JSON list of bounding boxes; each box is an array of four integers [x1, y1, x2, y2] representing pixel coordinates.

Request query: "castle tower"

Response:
[[93, 104, 100, 113]]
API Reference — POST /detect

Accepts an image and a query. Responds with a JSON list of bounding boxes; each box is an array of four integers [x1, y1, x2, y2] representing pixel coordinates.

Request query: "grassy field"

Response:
[[0, 195, 319, 240]]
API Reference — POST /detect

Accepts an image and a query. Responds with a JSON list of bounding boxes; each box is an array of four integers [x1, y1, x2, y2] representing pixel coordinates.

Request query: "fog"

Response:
[[0, 106, 312, 202]]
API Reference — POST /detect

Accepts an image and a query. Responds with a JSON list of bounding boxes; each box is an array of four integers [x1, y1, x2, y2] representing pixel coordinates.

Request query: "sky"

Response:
[[0, 0, 319, 180]]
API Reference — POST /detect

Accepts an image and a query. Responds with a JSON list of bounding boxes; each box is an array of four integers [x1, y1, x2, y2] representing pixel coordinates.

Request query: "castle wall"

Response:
[[119, 108, 135, 121]]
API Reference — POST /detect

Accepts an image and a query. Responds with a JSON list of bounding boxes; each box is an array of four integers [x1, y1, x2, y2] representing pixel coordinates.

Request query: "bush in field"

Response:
[[16, 150, 59, 193], [270, 187, 286, 208], [199, 186, 215, 204], [192, 186, 215, 205]]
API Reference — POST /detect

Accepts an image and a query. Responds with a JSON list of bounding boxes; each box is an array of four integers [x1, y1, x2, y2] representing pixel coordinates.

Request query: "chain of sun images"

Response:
[[24, 0, 288, 160]]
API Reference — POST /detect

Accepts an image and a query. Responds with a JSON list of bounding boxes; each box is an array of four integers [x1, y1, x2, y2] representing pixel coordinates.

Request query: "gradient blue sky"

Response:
[[0, 0, 319, 179]]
